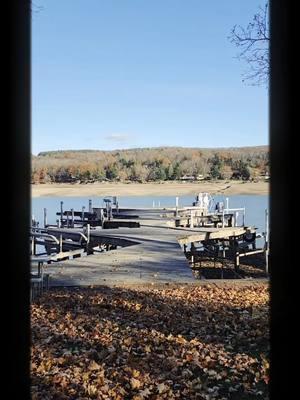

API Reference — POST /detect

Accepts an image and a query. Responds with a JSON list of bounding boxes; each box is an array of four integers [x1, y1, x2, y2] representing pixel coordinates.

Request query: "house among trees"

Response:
[[180, 174, 204, 181], [180, 175, 194, 181], [260, 172, 270, 181]]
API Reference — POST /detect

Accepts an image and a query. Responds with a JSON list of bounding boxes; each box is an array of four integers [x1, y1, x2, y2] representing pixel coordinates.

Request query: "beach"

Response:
[[31, 180, 269, 197]]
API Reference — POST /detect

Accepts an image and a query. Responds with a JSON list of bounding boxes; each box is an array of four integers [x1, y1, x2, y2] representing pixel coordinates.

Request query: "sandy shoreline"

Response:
[[31, 180, 269, 197]]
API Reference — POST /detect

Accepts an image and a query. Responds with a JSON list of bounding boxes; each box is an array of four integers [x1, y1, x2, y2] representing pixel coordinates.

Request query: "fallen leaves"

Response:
[[130, 377, 142, 390], [31, 284, 269, 399]]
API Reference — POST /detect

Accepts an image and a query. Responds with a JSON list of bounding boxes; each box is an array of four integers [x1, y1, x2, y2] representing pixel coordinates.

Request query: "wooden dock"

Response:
[[31, 195, 269, 288], [39, 224, 257, 286]]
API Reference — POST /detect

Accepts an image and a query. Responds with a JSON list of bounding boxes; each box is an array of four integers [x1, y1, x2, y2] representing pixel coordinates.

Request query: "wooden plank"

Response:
[[176, 227, 254, 245], [239, 249, 265, 257]]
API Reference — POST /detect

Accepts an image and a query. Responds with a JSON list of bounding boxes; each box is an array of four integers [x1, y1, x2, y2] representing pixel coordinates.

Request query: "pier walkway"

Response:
[[41, 217, 252, 286]]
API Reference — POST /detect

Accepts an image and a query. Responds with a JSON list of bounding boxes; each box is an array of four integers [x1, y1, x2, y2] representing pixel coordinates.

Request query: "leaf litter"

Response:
[[31, 284, 269, 399]]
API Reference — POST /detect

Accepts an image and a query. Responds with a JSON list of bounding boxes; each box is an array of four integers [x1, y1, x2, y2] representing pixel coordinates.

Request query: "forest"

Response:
[[31, 146, 269, 184]]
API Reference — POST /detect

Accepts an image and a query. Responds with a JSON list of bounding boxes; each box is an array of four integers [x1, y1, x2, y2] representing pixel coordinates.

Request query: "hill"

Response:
[[32, 146, 269, 183]]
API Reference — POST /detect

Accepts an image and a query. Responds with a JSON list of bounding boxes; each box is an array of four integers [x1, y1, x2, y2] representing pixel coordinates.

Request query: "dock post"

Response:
[[190, 242, 196, 256], [234, 251, 240, 272], [59, 234, 62, 253], [265, 209, 269, 273], [222, 240, 226, 258], [152, 201, 155, 208], [190, 243, 196, 270], [190, 211, 194, 228], [87, 223, 90, 244], [106, 202, 109, 219], [235, 211, 239, 227], [43, 208, 47, 228], [60, 201, 64, 224], [89, 199, 92, 213], [231, 214, 234, 227], [242, 207, 246, 226], [222, 209, 225, 228], [66, 211, 69, 228], [86, 223, 90, 252], [100, 208, 104, 226], [81, 206, 85, 225], [225, 197, 229, 213], [175, 197, 179, 217], [31, 237, 35, 255], [71, 208, 74, 228]]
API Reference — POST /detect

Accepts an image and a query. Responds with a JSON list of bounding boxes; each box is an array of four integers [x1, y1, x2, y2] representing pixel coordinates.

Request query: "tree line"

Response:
[[31, 146, 269, 184]]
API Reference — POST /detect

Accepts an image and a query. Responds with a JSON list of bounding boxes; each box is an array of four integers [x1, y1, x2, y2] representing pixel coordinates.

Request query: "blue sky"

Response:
[[32, 0, 268, 155]]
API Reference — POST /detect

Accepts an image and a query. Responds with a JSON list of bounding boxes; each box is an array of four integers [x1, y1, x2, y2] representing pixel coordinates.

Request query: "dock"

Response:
[[38, 224, 257, 287], [30, 193, 269, 290]]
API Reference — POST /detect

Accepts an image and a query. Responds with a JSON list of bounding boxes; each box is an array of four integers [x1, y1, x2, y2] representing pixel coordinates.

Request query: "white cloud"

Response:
[[105, 133, 133, 142]]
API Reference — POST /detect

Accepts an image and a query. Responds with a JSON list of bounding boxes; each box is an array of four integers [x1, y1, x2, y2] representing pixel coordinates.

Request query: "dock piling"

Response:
[[60, 201, 64, 224], [71, 208, 74, 228], [31, 236, 35, 255], [235, 211, 239, 227], [100, 208, 104, 225], [43, 208, 47, 228], [87, 224, 90, 244], [190, 211, 194, 228], [234, 251, 240, 271], [264, 209, 269, 273], [81, 206, 85, 224]]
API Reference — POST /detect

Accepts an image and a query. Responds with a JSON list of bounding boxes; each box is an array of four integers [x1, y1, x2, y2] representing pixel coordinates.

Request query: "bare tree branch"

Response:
[[229, 2, 269, 87]]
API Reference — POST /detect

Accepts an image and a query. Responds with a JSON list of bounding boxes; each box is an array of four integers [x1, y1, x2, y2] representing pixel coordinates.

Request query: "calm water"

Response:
[[31, 194, 269, 236]]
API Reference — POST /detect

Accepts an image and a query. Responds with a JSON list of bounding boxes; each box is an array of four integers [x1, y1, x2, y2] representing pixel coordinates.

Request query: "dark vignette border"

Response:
[[7, 1, 31, 398], [269, 0, 293, 398]]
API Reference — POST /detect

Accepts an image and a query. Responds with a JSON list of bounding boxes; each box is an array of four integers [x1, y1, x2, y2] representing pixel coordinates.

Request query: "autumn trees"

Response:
[[31, 147, 268, 184]]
